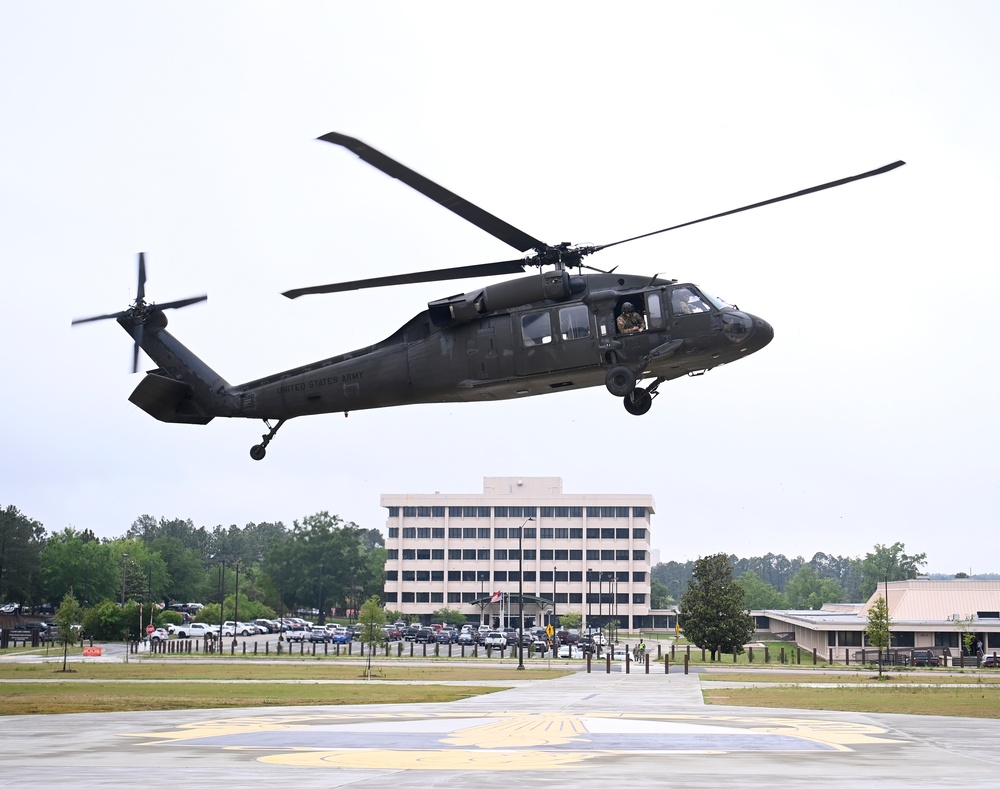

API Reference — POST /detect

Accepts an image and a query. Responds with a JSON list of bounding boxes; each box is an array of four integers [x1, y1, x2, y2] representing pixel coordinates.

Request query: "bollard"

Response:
[[230, 641, 235, 656], [586, 653, 592, 673], [748, 647, 753, 663], [626, 651, 631, 674], [242, 642, 247, 655], [812, 648, 817, 665], [828, 648, 832, 665], [664, 655, 669, 674], [733, 648, 738, 663], [606, 653, 611, 674], [764, 645, 769, 663], [780, 647, 785, 664], [645, 653, 650, 674], [797, 648, 801, 665], [684, 654, 689, 674], [265, 642, 268, 655], [300, 640, 304, 655]]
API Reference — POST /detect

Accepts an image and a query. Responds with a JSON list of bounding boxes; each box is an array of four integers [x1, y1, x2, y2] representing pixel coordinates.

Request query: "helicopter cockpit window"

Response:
[[520, 311, 552, 347], [671, 287, 710, 315], [559, 304, 590, 340], [646, 293, 663, 328]]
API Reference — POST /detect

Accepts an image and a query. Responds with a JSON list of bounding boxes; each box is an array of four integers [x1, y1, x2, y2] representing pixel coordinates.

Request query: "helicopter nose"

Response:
[[751, 315, 774, 348]]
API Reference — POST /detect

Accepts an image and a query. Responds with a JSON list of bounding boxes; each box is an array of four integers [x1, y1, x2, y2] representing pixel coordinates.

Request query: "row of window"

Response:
[[385, 591, 648, 605], [386, 549, 647, 562], [387, 506, 647, 519], [386, 570, 645, 583], [388, 527, 648, 541]]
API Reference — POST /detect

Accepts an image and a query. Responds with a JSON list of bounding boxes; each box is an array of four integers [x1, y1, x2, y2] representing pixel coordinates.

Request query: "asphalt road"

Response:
[[0, 654, 998, 787]]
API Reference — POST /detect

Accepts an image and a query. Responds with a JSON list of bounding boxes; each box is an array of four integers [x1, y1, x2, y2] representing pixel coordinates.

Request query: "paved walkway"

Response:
[[0, 661, 998, 787]]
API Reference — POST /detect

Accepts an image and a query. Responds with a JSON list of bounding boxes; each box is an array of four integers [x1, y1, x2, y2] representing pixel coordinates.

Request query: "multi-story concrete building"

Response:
[[382, 476, 655, 630]]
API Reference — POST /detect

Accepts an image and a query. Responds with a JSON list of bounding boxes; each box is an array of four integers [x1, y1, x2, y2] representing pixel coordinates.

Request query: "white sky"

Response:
[[2, 2, 997, 575]]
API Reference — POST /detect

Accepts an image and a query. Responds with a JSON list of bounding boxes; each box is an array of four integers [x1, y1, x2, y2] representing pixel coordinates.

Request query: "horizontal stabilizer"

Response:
[[129, 372, 214, 425]]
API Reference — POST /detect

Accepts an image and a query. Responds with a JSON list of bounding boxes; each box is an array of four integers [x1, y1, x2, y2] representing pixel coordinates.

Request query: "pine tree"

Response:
[[678, 553, 754, 660]]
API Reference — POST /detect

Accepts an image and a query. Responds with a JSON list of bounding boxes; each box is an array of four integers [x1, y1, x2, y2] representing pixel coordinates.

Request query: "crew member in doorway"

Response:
[[617, 302, 645, 333]]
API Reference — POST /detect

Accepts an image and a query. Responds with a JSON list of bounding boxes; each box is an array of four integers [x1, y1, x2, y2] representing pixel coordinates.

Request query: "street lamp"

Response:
[[517, 516, 534, 671], [120, 553, 129, 605], [552, 566, 557, 628], [232, 561, 241, 648]]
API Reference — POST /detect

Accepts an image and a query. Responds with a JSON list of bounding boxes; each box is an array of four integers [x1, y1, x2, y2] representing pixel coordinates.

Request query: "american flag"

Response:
[[489, 590, 502, 604]]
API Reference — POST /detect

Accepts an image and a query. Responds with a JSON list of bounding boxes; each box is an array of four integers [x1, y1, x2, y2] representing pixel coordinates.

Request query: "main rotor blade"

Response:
[[598, 160, 906, 251], [131, 324, 143, 374], [136, 252, 147, 301], [156, 294, 208, 311], [283, 259, 527, 299], [319, 132, 548, 254], [71, 310, 126, 325]]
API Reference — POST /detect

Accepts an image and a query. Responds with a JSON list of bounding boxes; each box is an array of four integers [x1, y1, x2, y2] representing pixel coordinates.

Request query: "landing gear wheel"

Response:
[[250, 445, 267, 461], [623, 388, 653, 416], [605, 366, 636, 397], [249, 418, 286, 461]]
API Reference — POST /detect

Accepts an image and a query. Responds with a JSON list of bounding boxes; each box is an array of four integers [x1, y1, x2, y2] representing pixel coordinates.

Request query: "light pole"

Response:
[[552, 566, 557, 627], [120, 553, 129, 605], [517, 516, 534, 671], [587, 568, 593, 630], [232, 561, 241, 648], [217, 559, 225, 644]]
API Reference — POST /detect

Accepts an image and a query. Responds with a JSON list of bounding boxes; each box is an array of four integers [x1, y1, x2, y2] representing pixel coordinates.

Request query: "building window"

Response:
[[431, 549, 444, 560], [416, 592, 430, 603], [632, 594, 646, 604], [432, 506, 445, 517], [388, 527, 399, 538], [402, 592, 414, 603], [462, 549, 476, 560], [632, 528, 647, 539], [569, 550, 582, 560], [569, 571, 582, 582], [432, 528, 445, 538], [463, 507, 478, 517], [616, 507, 629, 518], [494, 571, 508, 582], [556, 507, 570, 517], [417, 506, 431, 517], [431, 593, 443, 603], [448, 549, 461, 560], [431, 570, 444, 582], [416, 570, 430, 582], [403, 527, 416, 538], [600, 550, 614, 560], [540, 507, 554, 517], [479, 528, 491, 539], [385, 592, 397, 603], [495, 506, 508, 517], [462, 571, 476, 582], [447, 592, 461, 603], [586, 507, 600, 518], [541, 528, 554, 539], [449, 507, 462, 517], [462, 592, 476, 603], [569, 593, 582, 604], [509, 571, 520, 581], [540, 571, 553, 582], [934, 632, 960, 648], [616, 550, 629, 561], [477, 570, 490, 582], [463, 528, 476, 539], [632, 571, 645, 582], [417, 549, 430, 560], [586, 528, 599, 539], [386, 549, 398, 559], [523, 549, 536, 560], [524, 527, 536, 538], [570, 507, 582, 517], [385, 570, 398, 581], [555, 528, 569, 539], [601, 528, 615, 539], [602, 507, 616, 518], [494, 528, 508, 539], [540, 550, 554, 561], [632, 550, 646, 561], [554, 550, 568, 561], [632, 507, 646, 517], [616, 528, 629, 539], [402, 570, 415, 581], [448, 528, 462, 538], [448, 571, 460, 581], [403, 507, 417, 517], [477, 549, 490, 560], [402, 549, 415, 560], [387, 507, 399, 517], [524, 571, 536, 582], [495, 549, 507, 561]]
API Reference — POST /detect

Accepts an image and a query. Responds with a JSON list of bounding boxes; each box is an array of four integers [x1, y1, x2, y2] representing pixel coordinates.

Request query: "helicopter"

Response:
[[73, 133, 904, 460]]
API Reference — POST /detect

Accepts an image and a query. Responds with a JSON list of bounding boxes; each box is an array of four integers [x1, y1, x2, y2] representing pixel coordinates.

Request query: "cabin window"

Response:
[[521, 311, 552, 346], [559, 304, 590, 340], [646, 293, 663, 328]]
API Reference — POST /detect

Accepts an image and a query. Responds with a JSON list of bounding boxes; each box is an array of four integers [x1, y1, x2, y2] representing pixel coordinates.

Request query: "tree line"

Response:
[[0, 505, 386, 630], [652, 542, 931, 611]]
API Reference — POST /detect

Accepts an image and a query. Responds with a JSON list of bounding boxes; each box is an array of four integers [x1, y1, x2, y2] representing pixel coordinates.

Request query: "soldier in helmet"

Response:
[[616, 302, 645, 334]]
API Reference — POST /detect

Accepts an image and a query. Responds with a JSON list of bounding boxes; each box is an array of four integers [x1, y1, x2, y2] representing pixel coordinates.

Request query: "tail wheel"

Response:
[[605, 366, 636, 397]]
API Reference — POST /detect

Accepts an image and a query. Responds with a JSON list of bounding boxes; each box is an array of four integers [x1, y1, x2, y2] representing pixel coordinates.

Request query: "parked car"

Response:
[[413, 628, 437, 644], [982, 654, 999, 668], [145, 628, 170, 643], [172, 622, 218, 640], [457, 631, 475, 645], [482, 631, 507, 648], [285, 627, 310, 642], [309, 626, 330, 643], [331, 630, 352, 644], [910, 649, 941, 667]]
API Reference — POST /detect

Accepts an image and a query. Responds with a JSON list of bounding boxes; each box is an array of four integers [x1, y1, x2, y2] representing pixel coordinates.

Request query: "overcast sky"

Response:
[[2, 2, 997, 575]]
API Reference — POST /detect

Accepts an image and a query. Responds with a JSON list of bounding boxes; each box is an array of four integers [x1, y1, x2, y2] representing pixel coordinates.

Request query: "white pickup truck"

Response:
[[171, 622, 219, 639]]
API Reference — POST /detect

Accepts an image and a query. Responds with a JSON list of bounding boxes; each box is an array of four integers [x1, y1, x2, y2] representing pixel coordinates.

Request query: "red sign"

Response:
[[146, 625, 155, 634]]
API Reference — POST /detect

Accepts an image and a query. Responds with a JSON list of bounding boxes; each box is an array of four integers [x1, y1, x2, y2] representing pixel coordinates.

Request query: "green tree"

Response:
[[858, 542, 927, 600], [736, 571, 787, 609], [559, 610, 582, 630], [358, 595, 387, 679], [0, 505, 46, 605], [53, 592, 83, 672], [866, 594, 892, 679], [678, 553, 755, 660], [784, 566, 843, 610], [430, 608, 466, 627]]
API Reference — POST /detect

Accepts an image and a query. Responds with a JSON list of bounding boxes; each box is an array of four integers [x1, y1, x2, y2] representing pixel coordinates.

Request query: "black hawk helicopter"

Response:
[[73, 133, 904, 460]]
